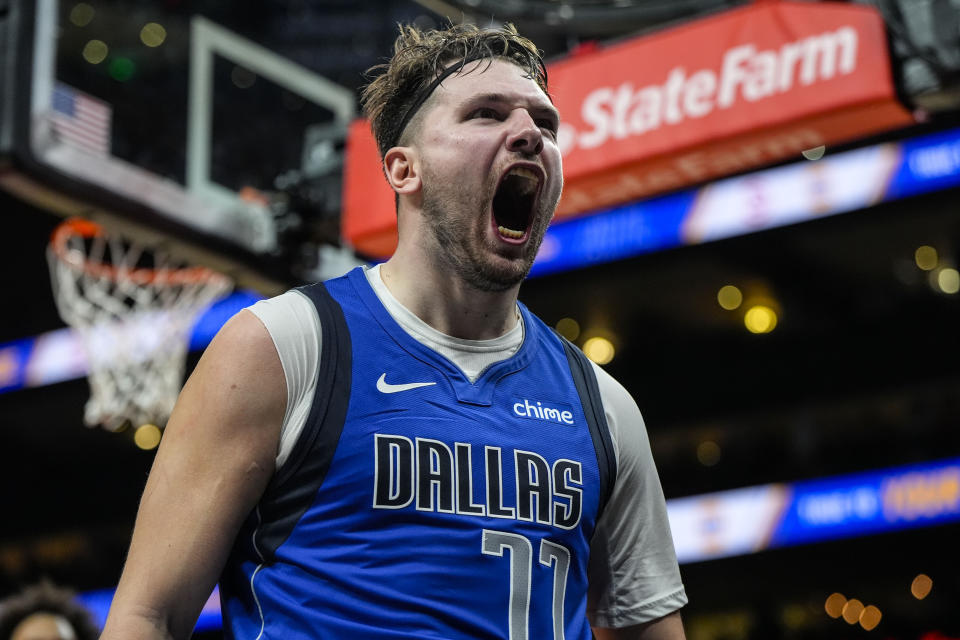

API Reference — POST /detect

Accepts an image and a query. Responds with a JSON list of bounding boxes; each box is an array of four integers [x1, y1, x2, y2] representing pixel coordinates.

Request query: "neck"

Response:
[[380, 248, 521, 341]]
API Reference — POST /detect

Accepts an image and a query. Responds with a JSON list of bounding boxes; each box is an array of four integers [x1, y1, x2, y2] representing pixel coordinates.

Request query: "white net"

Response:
[[47, 218, 233, 431]]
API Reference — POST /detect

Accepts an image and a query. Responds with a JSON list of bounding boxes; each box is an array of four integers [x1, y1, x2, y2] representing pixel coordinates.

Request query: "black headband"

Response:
[[391, 53, 489, 149]]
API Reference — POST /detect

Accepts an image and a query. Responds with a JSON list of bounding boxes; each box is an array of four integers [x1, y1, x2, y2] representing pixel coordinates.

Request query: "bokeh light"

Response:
[[140, 22, 167, 48], [717, 285, 743, 310], [555, 317, 580, 341], [134, 424, 162, 450], [911, 574, 932, 600], [859, 605, 882, 631], [697, 441, 721, 466], [780, 603, 810, 629], [109, 57, 136, 81], [583, 336, 615, 365], [937, 267, 959, 294], [82, 40, 108, 64], [824, 592, 846, 619], [744, 305, 777, 334], [841, 598, 864, 624], [70, 3, 95, 27], [915, 245, 938, 271]]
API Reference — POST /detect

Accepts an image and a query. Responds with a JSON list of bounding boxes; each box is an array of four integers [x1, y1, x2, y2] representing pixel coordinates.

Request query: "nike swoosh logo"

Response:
[[376, 373, 437, 394]]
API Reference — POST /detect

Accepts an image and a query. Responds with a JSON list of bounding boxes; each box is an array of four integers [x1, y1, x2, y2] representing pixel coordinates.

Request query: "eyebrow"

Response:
[[464, 92, 560, 124]]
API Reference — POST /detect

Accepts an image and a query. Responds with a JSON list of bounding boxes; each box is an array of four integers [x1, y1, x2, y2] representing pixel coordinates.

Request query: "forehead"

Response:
[[11, 613, 76, 640], [430, 58, 553, 113]]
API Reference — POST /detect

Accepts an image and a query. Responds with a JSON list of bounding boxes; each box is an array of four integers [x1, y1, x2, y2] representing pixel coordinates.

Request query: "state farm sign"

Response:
[[548, 0, 913, 218], [342, 1, 913, 257], [563, 27, 859, 153]]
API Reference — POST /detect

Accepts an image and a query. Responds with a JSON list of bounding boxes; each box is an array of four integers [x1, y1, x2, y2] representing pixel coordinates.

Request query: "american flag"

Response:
[[50, 83, 112, 156]]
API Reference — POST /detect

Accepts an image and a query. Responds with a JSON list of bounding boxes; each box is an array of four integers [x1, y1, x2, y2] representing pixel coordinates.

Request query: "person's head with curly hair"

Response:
[[0, 583, 98, 640]]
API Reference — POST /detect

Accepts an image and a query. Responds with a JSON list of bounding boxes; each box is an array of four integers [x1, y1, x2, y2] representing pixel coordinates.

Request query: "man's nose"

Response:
[[505, 109, 543, 155]]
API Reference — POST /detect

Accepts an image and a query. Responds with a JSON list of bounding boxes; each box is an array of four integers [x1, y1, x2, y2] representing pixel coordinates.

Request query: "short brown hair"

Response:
[[361, 22, 548, 158]]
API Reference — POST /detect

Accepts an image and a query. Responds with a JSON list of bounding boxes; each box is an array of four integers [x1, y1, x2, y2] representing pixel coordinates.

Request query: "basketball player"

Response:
[[102, 23, 687, 640]]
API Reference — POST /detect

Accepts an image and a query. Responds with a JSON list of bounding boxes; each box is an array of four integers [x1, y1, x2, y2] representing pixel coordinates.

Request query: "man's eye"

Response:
[[470, 107, 501, 120], [537, 119, 558, 135]]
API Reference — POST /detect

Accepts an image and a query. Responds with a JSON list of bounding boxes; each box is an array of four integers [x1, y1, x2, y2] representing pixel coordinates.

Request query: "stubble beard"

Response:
[[420, 174, 552, 293]]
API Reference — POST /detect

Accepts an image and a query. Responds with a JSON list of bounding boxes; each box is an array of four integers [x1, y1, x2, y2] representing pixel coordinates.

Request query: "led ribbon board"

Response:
[[670, 457, 960, 564], [531, 125, 960, 276]]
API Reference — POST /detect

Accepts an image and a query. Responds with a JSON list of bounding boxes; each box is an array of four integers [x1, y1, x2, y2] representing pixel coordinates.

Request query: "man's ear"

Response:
[[383, 146, 421, 196]]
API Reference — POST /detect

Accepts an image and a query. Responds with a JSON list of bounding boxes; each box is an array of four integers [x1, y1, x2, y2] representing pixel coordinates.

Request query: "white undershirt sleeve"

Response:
[[587, 361, 687, 628], [246, 290, 321, 469]]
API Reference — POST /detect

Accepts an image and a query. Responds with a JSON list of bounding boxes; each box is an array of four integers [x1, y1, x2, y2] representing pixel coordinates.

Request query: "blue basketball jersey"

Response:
[[220, 267, 616, 639]]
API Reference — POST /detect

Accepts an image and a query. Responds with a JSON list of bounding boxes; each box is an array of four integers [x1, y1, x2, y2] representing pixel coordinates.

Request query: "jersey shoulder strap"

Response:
[[553, 331, 618, 518], [254, 281, 352, 561]]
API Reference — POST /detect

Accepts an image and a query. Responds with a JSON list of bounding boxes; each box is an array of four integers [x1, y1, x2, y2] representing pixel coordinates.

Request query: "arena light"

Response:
[[82, 40, 108, 64], [108, 57, 135, 82], [140, 23, 167, 48], [555, 317, 580, 341], [696, 441, 721, 467], [860, 605, 882, 631], [717, 285, 742, 310], [825, 592, 846, 619], [911, 573, 933, 600], [744, 305, 778, 334], [915, 245, 938, 271], [583, 336, 615, 365], [841, 598, 864, 624], [134, 424, 162, 450], [69, 3, 95, 27], [936, 267, 959, 294]]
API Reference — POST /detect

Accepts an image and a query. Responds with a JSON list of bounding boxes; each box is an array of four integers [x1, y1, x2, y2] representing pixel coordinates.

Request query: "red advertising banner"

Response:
[[343, 1, 913, 257]]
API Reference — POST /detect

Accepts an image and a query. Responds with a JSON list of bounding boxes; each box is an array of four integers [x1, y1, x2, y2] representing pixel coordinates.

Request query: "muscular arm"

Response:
[[594, 611, 686, 640], [100, 310, 286, 640]]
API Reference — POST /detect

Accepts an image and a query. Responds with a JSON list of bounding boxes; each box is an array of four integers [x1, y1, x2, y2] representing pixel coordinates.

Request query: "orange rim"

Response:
[[50, 218, 229, 287]]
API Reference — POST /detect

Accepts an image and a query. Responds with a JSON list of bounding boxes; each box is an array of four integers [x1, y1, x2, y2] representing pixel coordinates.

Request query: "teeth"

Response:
[[508, 167, 538, 181], [507, 167, 540, 195], [498, 226, 524, 239]]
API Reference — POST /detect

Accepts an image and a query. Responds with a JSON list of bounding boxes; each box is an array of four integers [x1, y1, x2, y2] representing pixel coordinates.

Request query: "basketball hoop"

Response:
[[47, 218, 233, 431]]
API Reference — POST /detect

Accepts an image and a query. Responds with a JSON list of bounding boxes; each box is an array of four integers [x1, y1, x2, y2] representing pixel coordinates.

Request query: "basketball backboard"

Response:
[[1, 0, 367, 291]]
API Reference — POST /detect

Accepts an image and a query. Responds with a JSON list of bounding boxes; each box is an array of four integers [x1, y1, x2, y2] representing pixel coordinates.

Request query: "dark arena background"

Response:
[[3, 0, 960, 638]]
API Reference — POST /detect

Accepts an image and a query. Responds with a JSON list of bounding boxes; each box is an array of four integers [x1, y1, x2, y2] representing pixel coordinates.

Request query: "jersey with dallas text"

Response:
[[220, 267, 617, 639]]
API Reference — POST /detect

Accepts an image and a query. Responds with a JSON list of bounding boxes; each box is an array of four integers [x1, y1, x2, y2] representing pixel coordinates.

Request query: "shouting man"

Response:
[[102, 23, 687, 640]]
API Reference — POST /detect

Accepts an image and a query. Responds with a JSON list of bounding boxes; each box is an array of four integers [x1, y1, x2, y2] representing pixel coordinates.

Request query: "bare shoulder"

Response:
[[200, 307, 282, 374], [163, 308, 286, 456]]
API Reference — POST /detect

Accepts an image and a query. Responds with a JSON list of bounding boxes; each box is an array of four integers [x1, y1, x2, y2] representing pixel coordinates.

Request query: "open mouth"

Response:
[[492, 166, 541, 242]]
